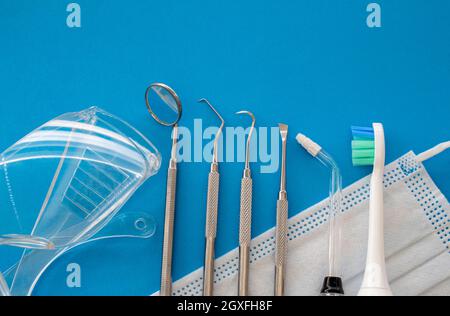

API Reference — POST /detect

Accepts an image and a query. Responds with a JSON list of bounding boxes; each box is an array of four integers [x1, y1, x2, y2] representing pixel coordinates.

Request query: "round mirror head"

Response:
[[145, 83, 182, 126]]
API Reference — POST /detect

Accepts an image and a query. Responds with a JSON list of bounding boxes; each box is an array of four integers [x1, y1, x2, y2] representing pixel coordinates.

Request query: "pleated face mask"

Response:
[[171, 147, 450, 296]]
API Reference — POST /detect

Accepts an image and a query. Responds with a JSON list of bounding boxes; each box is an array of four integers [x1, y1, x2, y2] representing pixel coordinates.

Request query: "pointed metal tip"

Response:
[[236, 110, 256, 121], [198, 97, 225, 128]]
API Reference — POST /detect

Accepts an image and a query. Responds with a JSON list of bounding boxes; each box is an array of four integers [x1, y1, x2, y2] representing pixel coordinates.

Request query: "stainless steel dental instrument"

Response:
[[145, 83, 182, 296], [236, 111, 256, 297], [275, 123, 288, 297], [198, 98, 224, 297]]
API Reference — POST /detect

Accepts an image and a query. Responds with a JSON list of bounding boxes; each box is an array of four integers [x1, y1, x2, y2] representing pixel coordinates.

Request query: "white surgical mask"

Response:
[[170, 148, 450, 296]]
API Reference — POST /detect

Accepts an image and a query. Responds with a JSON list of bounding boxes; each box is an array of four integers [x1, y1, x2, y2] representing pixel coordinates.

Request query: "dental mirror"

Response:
[[145, 83, 182, 127], [144, 82, 182, 296]]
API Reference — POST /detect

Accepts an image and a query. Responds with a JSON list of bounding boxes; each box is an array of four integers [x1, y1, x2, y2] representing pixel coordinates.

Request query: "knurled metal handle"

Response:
[[160, 166, 177, 296], [205, 171, 220, 238], [203, 169, 220, 296], [275, 199, 288, 296], [275, 199, 288, 266], [239, 177, 253, 245], [238, 175, 253, 296]]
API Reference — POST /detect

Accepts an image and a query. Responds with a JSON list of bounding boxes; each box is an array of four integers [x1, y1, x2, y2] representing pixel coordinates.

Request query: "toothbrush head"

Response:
[[351, 126, 375, 166]]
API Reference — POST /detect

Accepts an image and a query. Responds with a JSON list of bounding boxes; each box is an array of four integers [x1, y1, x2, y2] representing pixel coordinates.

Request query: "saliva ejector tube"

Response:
[[297, 133, 344, 296]]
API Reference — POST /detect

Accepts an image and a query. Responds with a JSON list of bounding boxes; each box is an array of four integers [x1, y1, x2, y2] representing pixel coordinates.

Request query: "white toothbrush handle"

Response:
[[358, 123, 393, 296]]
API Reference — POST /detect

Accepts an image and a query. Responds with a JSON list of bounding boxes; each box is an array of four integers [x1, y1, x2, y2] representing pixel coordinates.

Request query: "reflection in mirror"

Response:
[[145, 83, 182, 126]]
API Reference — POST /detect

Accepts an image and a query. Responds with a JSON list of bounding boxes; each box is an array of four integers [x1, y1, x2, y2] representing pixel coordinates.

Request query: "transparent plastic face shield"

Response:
[[0, 107, 161, 295]]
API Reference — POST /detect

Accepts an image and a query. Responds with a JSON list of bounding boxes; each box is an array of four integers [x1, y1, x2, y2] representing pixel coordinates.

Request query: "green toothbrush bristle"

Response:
[[352, 149, 375, 159], [352, 157, 375, 166], [351, 126, 375, 166], [351, 140, 375, 149]]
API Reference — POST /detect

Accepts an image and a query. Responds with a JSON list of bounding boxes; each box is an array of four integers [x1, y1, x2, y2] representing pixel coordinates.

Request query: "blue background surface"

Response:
[[0, 0, 449, 295]]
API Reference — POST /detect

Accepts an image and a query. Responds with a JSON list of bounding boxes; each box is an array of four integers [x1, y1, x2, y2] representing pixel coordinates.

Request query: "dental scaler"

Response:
[[236, 111, 256, 296], [199, 99, 225, 296], [275, 123, 289, 296]]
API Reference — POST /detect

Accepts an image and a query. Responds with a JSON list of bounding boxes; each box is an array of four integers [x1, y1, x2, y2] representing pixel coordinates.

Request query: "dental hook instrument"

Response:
[[275, 123, 288, 296], [198, 98, 225, 296], [145, 83, 183, 296], [236, 111, 256, 296]]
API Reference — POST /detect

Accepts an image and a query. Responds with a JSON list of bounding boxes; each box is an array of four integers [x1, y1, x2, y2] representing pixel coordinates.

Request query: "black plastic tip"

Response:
[[320, 276, 344, 296]]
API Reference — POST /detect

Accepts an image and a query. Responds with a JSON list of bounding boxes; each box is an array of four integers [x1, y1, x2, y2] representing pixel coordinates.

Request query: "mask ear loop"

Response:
[[417, 141, 450, 162], [417, 140, 450, 229]]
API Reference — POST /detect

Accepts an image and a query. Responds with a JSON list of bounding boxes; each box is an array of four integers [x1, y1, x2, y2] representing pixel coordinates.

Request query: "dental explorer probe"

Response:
[[236, 111, 256, 297], [275, 123, 288, 296], [198, 98, 225, 296]]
